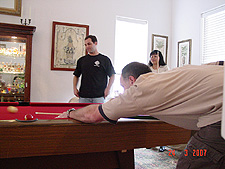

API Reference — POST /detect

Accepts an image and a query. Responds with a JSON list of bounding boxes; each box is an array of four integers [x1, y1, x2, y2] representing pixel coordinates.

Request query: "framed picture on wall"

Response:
[[152, 34, 168, 63], [51, 21, 89, 71], [0, 0, 21, 16], [177, 39, 192, 67]]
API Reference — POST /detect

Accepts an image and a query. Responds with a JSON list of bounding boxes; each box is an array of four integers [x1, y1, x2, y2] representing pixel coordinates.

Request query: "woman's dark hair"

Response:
[[122, 62, 151, 79], [148, 50, 166, 66]]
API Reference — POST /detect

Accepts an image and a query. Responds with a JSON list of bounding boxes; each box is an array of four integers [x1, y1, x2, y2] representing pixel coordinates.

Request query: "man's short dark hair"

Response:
[[122, 62, 151, 79], [85, 35, 98, 43]]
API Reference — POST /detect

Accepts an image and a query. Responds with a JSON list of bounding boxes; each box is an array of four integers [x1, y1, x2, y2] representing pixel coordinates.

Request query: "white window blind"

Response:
[[114, 16, 148, 73], [111, 16, 148, 98], [201, 5, 225, 64]]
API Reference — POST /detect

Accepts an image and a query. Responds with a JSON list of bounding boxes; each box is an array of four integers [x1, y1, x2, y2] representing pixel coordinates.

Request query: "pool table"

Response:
[[0, 102, 192, 169]]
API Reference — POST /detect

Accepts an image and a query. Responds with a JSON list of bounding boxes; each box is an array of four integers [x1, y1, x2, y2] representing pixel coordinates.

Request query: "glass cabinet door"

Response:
[[0, 23, 36, 102], [0, 36, 26, 101]]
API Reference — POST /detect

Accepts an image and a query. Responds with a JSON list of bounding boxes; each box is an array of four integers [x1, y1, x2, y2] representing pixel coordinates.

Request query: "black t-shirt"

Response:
[[73, 53, 115, 98]]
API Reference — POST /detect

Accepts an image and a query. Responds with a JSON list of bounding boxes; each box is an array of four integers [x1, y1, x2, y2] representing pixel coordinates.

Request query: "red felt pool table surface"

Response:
[[0, 102, 91, 120], [0, 102, 192, 169]]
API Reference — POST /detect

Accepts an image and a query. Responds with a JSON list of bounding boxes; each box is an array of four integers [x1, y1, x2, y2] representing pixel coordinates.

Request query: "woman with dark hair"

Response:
[[149, 50, 170, 152], [148, 50, 169, 73]]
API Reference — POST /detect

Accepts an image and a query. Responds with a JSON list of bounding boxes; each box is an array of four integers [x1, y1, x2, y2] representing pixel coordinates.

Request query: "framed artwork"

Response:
[[177, 39, 192, 67], [51, 21, 89, 71], [0, 0, 21, 16], [152, 34, 168, 63]]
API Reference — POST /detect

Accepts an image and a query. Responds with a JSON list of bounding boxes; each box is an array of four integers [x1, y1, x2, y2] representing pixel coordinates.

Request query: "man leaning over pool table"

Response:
[[58, 61, 225, 169]]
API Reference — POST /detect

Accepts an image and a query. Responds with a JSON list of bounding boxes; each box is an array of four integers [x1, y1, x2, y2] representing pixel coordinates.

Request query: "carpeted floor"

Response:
[[134, 146, 182, 169]]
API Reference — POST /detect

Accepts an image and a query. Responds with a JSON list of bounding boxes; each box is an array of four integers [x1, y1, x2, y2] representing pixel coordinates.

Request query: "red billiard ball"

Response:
[[24, 114, 34, 120]]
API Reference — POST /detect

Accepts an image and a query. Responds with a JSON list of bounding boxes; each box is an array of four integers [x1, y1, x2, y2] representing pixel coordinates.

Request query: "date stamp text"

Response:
[[168, 149, 207, 157]]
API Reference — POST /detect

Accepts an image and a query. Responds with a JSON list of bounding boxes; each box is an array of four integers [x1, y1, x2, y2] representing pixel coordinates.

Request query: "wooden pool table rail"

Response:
[[0, 119, 191, 159]]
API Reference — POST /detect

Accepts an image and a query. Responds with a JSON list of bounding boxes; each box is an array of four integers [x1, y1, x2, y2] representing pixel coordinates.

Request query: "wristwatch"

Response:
[[66, 108, 76, 118], [219, 61, 224, 65]]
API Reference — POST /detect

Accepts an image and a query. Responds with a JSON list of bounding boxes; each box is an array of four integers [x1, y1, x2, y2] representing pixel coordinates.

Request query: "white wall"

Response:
[[171, 0, 225, 68], [0, 0, 172, 102], [1, 0, 224, 102]]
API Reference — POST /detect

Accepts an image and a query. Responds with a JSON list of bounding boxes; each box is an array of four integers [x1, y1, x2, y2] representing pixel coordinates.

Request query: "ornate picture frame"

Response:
[[177, 39, 192, 67], [152, 34, 168, 63], [0, 0, 21, 16], [51, 21, 89, 71]]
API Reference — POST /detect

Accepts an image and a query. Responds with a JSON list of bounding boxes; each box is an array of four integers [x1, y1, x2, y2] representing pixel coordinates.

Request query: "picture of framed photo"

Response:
[[0, 0, 21, 16], [152, 34, 168, 63], [177, 39, 192, 67], [51, 21, 89, 71]]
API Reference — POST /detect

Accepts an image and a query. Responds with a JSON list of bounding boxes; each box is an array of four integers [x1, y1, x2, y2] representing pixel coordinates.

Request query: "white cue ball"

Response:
[[7, 106, 18, 113]]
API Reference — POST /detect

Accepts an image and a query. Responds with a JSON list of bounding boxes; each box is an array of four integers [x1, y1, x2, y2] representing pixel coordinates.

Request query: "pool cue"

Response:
[[35, 112, 61, 115]]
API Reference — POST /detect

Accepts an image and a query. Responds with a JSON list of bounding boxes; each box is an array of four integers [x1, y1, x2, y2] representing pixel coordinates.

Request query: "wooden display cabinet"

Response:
[[0, 23, 36, 102]]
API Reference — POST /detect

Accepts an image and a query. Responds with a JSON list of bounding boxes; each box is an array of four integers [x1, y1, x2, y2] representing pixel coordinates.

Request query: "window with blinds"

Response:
[[201, 5, 225, 64], [112, 16, 148, 96]]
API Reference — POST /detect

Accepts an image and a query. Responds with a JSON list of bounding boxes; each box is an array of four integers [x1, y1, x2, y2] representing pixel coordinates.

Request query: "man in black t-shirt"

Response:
[[73, 35, 115, 103]]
